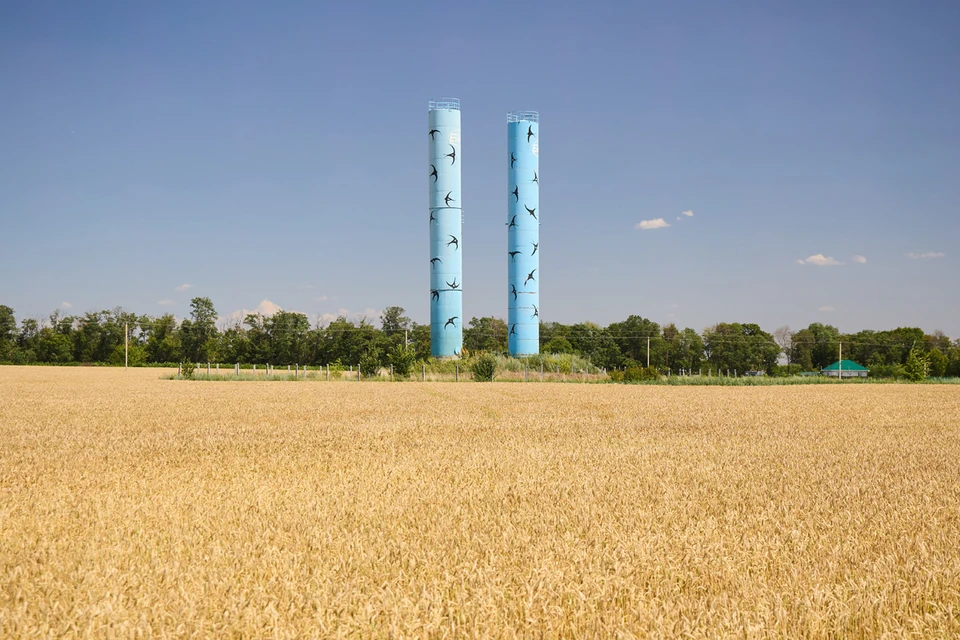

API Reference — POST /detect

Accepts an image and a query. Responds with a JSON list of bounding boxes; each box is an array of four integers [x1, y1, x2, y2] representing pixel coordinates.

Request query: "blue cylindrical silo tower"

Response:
[[428, 98, 463, 357], [507, 111, 539, 356]]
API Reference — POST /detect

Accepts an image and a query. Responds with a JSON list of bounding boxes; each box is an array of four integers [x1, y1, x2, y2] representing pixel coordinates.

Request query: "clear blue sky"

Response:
[[2, 0, 958, 336]]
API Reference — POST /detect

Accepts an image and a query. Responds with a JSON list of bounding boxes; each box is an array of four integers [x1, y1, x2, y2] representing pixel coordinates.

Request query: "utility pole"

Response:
[[124, 322, 128, 369], [838, 341, 842, 382], [646, 337, 650, 368]]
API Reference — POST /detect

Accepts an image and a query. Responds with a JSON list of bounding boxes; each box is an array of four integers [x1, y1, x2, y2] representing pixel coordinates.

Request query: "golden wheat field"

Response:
[[1, 367, 959, 638]]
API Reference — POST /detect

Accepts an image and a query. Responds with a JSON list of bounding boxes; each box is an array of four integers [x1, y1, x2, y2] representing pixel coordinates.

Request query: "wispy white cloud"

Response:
[[818, 305, 835, 312], [635, 218, 670, 230], [798, 254, 843, 266], [175, 284, 193, 291], [60, 301, 73, 309], [852, 255, 867, 264], [905, 251, 945, 260], [158, 299, 176, 306], [314, 295, 328, 302], [681, 210, 694, 217], [221, 299, 285, 324]]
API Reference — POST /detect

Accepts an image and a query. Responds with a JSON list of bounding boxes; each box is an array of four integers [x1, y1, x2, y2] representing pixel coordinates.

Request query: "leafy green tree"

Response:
[[607, 316, 663, 366], [359, 349, 382, 378], [35, 329, 73, 363], [181, 297, 218, 362], [388, 343, 415, 378], [804, 323, 840, 370], [0, 305, 17, 361], [216, 321, 250, 363], [927, 347, 948, 377], [265, 310, 310, 364], [471, 353, 498, 381], [703, 323, 779, 373], [409, 323, 431, 361], [946, 344, 960, 377], [904, 347, 929, 381], [145, 314, 181, 363], [380, 306, 411, 339], [542, 335, 574, 354], [463, 316, 508, 353]]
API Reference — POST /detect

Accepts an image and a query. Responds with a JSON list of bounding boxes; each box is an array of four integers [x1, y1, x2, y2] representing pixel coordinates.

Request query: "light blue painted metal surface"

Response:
[[507, 111, 539, 356], [429, 99, 463, 357]]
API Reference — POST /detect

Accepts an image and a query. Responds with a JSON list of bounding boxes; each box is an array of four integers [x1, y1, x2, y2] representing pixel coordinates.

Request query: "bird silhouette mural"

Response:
[[525, 205, 537, 220], [507, 215, 517, 229], [445, 316, 458, 329], [510, 152, 517, 168], [430, 211, 436, 222], [527, 125, 536, 143], [444, 191, 455, 207], [430, 257, 442, 268], [531, 242, 538, 256], [446, 278, 460, 290], [508, 250, 521, 261], [509, 323, 517, 336], [429, 164, 438, 183], [431, 289, 439, 302], [524, 269, 537, 286], [444, 145, 457, 165], [532, 171, 538, 185], [446, 235, 459, 250], [511, 186, 519, 203], [428, 128, 440, 139], [510, 284, 518, 300], [531, 304, 539, 319]]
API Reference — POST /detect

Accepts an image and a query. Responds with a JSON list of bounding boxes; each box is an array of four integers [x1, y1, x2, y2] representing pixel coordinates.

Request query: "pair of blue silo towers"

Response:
[[428, 98, 539, 358]]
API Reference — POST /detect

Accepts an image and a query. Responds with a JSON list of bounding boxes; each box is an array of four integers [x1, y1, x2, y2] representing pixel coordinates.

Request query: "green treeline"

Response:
[[1, 299, 958, 378]]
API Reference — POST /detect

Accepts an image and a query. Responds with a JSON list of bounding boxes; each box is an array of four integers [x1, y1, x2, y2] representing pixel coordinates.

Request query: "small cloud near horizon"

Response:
[[175, 284, 193, 291], [158, 299, 176, 306], [905, 251, 945, 260], [60, 301, 72, 309], [852, 255, 867, 264], [314, 295, 329, 302], [798, 254, 843, 266], [636, 218, 670, 230], [681, 210, 694, 217], [818, 306, 835, 312]]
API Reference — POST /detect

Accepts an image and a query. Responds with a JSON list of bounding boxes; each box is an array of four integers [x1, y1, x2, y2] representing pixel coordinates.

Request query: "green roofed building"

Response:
[[822, 360, 869, 378]]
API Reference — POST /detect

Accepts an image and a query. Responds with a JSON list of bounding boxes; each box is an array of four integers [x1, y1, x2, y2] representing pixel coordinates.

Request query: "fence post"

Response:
[[525, 365, 528, 382], [422, 363, 425, 382], [235, 363, 239, 376], [391, 364, 394, 380], [178, 362, 181, 377], [357, 364, 361, 381], [540, 363, 544, 381], [207, 362, 210, 376], [455, 364, 459, 382], [326, 364, 330, 381]]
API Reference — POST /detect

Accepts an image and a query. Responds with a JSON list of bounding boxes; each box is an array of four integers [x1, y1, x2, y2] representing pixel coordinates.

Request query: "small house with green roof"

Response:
[[822, 360, 868, 378]]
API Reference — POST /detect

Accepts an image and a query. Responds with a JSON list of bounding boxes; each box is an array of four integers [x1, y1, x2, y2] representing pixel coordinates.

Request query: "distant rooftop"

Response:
[[507, 110, 539, 123], [822, 360, 868, 371], [428, 98, 460, 111]]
